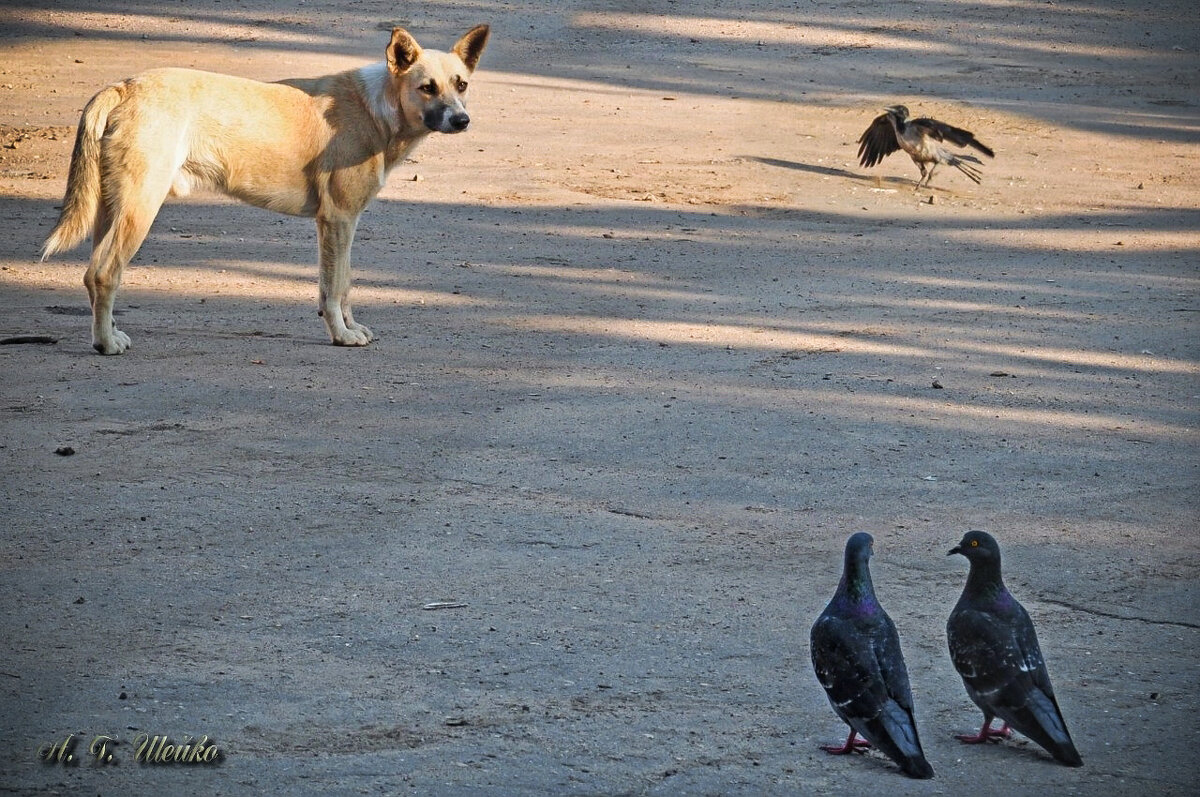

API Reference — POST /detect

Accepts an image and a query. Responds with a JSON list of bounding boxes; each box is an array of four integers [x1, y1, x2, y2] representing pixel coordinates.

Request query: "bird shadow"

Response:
[[953, 734, 1073, 769], [746, 155, 866, 181], [812, 736, 917, 779], [745, 155, 958, 194]]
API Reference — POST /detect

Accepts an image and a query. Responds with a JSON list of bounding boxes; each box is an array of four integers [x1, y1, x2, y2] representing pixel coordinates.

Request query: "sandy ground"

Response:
[[1, 1, 1198, 794]]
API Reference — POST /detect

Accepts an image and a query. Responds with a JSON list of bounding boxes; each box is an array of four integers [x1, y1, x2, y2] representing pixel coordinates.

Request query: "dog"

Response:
[[40, 25, 490, 354]]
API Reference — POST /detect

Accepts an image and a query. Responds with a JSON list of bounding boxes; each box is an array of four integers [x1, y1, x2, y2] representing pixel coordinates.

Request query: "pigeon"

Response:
[[811, 532, 935, 779], [857, 104, 994, 189], [946, 531, 1083, 767]]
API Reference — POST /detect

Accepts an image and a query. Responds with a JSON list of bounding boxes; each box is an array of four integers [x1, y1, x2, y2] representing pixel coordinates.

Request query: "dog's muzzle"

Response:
[[424, 108, 470, 133]]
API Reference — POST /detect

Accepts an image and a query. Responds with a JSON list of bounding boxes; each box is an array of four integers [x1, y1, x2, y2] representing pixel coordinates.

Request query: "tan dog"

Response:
[[41, 25, 490, 354]]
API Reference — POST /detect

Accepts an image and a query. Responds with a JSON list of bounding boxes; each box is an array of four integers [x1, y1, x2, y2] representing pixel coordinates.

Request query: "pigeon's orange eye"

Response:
[[970, 540, 979, 547]]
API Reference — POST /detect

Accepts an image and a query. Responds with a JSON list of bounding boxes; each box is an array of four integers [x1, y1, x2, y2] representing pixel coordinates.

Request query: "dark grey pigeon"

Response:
[[947, 531, 1083, 767], [811, 532, 934, 779]]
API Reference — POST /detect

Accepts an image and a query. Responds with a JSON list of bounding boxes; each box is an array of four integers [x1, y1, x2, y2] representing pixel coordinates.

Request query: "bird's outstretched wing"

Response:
[[912, 117, 994, 158], [857, 113, 900, 168]]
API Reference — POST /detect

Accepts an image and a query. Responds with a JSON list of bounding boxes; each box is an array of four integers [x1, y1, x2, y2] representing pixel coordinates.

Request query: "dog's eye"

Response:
[[456, 79, 468, 93], [418, 82, 438, 96]]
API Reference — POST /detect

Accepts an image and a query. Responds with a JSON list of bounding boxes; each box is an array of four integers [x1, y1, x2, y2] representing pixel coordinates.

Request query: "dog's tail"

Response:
[[41, 81, 127, 260]]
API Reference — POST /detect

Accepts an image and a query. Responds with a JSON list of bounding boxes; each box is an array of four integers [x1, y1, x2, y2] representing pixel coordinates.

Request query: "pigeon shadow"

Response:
[[813, 740, 917, 779], [954, 734, 1078, 769]]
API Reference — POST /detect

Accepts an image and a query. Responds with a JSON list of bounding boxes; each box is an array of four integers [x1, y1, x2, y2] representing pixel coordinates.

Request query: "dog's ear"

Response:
[[386, 28, 423, 73], [452, 24, 490, 73]]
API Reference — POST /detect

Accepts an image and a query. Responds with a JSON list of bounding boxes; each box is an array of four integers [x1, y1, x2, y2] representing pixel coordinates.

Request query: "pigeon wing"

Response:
[[875, 610, 916, 713], [948, 604, 1029, 703], [1008, 603, 1083, 765], [857, 113, 900, 168], [872, 612, 934, 777], [812, 613, 882, 724], [1011, 603, 1054, 695]]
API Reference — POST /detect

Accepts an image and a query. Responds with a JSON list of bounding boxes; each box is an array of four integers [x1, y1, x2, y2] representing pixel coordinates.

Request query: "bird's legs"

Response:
[[821, 729, 872, 755], [919, 163, 938, 190], [956, 716, 1012, 744], [913, 162, 928, 190]]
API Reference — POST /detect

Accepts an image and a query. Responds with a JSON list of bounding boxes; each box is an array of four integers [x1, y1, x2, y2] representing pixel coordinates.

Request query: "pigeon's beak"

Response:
[[948, 545, 962, 557]]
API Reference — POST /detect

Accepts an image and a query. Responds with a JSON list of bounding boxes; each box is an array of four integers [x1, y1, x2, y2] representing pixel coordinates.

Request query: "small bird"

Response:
[[857, 104, 994, 189], [946, 531, 1083, 767], [811, 532, 935, 779]]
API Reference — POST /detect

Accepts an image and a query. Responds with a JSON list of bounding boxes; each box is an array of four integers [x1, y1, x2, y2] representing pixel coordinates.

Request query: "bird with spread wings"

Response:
[[858, 105, 994, 189]]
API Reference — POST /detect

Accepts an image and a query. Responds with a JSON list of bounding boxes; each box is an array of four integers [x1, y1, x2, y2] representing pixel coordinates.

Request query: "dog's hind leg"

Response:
[[83, 201, 111, 312], [316, 213, 374, 346], [85, 162, 173, 354]]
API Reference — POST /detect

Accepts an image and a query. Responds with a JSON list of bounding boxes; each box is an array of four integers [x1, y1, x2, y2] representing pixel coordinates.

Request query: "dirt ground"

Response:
[[1, 1, 1197, 794]]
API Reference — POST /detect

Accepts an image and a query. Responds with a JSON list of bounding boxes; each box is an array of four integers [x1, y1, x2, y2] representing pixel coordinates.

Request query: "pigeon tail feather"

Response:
[[998, 689, 1083, 767], [862, 701, 935, 779]]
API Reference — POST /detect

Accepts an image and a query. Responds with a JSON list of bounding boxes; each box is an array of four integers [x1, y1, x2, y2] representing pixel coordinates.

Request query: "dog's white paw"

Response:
[[331, 324, 373, 347], [93, 327, 132, 355]]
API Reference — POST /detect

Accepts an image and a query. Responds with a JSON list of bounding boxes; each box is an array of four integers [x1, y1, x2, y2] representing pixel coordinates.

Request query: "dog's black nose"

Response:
[[449, 112, 470, 131]]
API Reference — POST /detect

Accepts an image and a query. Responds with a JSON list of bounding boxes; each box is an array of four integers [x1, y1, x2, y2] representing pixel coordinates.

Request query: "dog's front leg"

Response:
[[316, 213, 374, 346]]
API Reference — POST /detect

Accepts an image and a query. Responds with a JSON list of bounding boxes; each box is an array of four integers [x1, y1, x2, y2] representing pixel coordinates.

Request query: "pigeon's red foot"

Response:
[[821, 730, 872, 755], [956, 720, 1012, 744]]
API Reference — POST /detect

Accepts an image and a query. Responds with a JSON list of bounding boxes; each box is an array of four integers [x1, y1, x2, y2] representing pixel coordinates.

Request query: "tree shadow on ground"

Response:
[[6, 0, 1197, 139]]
